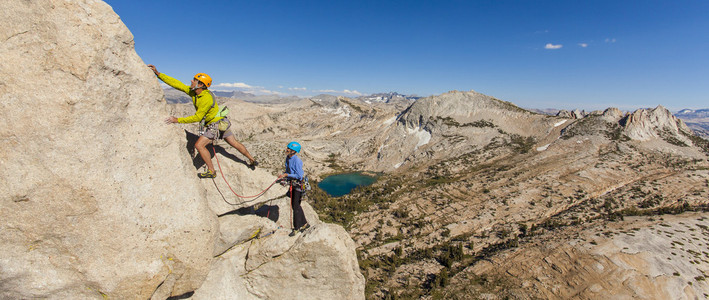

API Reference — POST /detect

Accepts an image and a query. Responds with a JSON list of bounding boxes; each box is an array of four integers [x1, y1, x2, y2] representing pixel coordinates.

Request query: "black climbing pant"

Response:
[[290, 187, 307, 230]]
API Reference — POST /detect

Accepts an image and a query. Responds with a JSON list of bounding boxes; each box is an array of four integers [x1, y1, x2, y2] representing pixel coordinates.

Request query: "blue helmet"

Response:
[[287, 141, 301, 153]]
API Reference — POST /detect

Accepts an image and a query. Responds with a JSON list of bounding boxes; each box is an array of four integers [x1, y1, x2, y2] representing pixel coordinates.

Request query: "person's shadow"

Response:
[[184, 130, 250, 170], [218, 201, 280, 223]]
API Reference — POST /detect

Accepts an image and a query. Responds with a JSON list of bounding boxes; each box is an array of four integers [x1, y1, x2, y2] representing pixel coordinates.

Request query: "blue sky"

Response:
[[106, 0, 708, 111]]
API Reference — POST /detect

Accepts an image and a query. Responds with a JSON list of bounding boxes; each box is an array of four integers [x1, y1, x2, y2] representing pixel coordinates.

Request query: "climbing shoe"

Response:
[[298, 223, 310, 232], [248, 160, 259, 170], [289, 230, 297, 237], [197, 169, 217, 179]]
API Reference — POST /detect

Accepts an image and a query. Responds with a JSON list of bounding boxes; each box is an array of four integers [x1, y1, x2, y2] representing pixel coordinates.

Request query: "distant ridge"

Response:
[[357, 92, 420, 104], [529, 106, 709, 138], [675, 108, 709, 138], [164, 89, 422, 105], [676, 108, 709, 118], [163, 88, 300, 104]]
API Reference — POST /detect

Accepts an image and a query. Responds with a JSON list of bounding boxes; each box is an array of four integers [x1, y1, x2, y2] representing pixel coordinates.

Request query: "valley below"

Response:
[[168, 90, 709, 299]]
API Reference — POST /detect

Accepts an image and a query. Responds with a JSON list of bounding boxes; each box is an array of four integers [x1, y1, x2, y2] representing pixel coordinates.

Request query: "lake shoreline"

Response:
[[318, 172, 378, 197]]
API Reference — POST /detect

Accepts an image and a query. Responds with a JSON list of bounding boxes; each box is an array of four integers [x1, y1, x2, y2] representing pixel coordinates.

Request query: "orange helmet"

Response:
[[194, 73, 212, 88]]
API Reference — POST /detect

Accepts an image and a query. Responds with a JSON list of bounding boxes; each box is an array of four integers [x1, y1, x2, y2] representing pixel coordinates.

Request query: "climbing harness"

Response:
[[198, 91, 230, 136], [281, 176, 311, 192]]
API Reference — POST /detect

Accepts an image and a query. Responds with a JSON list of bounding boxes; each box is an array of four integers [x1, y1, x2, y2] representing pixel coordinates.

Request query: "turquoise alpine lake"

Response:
[[318, 172, 377, 197]]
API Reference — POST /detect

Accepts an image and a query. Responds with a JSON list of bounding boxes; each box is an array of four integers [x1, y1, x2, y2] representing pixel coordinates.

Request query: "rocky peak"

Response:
[[556, 109, 587, 119], [572, 109, 586, 119], [556, 109, 571, 118], [363, 90, 556, 172], [621, 105, 693, 142], [600, 107, 624, 122], [397, 90, 546, 135], [402, 91, 509, 125]]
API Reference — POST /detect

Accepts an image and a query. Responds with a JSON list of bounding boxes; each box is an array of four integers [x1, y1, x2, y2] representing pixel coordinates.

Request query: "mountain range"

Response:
[[164, 88, 709, 139]]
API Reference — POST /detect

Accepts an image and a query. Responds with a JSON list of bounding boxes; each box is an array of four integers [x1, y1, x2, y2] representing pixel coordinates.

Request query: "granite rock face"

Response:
[[0, 1, 364, 299], [0, 1, 217, 298]]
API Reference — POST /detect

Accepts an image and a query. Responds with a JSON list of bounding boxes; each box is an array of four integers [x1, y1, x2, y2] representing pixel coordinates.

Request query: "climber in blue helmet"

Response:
[[277, 141, 309, 236]]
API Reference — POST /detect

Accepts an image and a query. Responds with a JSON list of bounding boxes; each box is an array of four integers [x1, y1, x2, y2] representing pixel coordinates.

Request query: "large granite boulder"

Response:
[[0, 1, 219, 298]]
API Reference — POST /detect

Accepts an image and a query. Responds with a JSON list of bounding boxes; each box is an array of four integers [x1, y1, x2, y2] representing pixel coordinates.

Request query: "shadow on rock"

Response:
[[167, 291, 194, 300], [218, 205, 280, 223], [255, 205, 280, 222], [184, 130, 251, 170]]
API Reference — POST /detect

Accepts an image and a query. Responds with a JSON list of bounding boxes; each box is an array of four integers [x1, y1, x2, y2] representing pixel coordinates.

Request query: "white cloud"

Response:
[[578, 43, 588, 48], [343, 89, 362, 96], [214, 82, 253, 89], [605, 38, 617, 43], [258, 89, 288, 96], [212, 82, 287, 96], [545, 43, 563, 50], [289, 87, 307, 91], [317, 89, 362, 96]]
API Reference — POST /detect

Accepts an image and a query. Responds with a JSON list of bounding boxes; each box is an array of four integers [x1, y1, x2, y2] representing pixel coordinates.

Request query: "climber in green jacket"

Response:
[[148, 64, 258, 178]]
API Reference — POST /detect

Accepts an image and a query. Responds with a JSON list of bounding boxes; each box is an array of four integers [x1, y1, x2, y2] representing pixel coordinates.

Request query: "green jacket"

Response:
[[158, 73, 222, 125]]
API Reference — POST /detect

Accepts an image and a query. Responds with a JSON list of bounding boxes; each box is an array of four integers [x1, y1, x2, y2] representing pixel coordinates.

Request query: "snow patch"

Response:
[[536, 144, 550, 151], [407, 126, 431, 148], [394, 162, 403, 169], [554, 120, 568, 127]]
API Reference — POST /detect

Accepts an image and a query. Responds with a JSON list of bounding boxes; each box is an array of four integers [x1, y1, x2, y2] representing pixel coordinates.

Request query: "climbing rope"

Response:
[[210, 142, 280, 204]]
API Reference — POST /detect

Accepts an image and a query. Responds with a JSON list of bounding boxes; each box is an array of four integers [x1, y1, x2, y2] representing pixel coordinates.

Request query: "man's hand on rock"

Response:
[[147, 64, 159, 76], [165, 116, 178, 124]]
